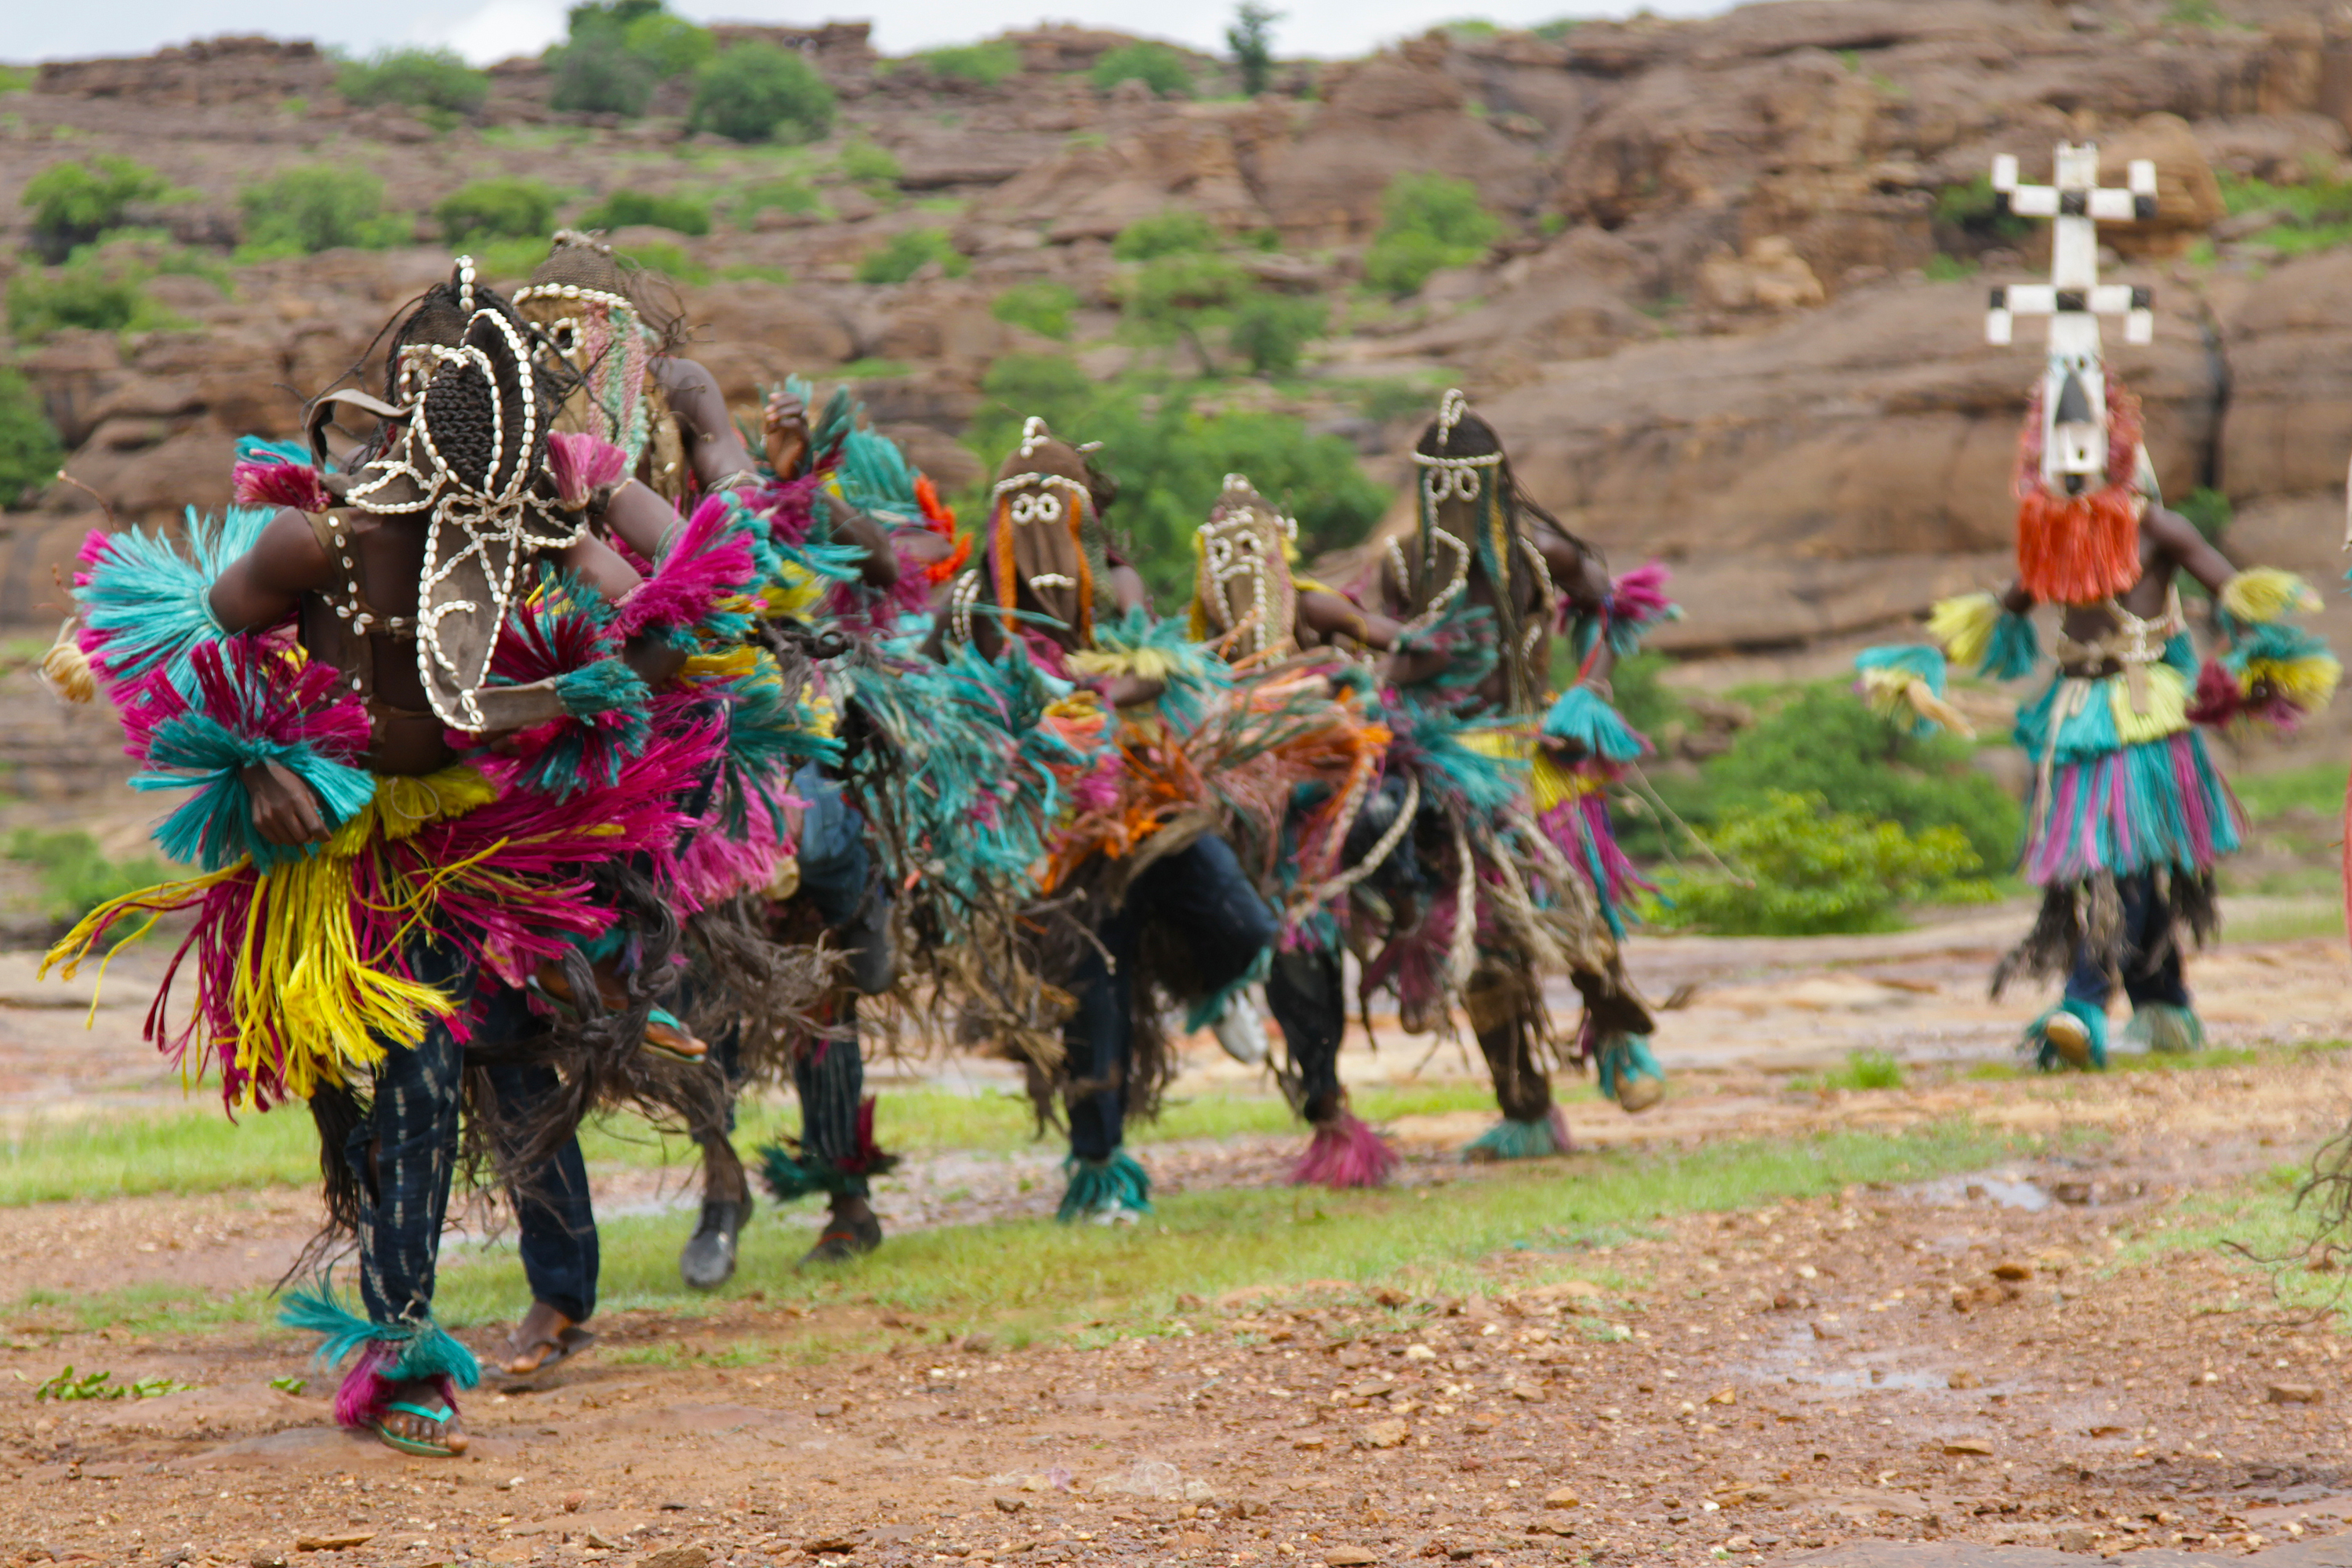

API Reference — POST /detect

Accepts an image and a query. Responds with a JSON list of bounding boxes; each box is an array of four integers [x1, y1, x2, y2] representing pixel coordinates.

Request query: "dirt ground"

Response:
[[5, 906, 2352, 1568]]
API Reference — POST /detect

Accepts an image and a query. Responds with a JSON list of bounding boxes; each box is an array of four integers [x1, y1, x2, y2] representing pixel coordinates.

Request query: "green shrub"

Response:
[[735, 176, 825, 226], [238, 166, 410, 256], [839, 138, 904, 187], [1931, 174, 2031, 245], [336, 47, 489, 114], [690, 42, 835, 144], [922, 41, 1022, 85], [550, 32, 658, 115], [2178, 485, 2231, 542], [1699, 686, 2020, 873], [1125, 252, 1249, 372], [21, 156, 170, 263], [992, 281, 1080, 339], [1228, 292, 1325, 376], [856, 227, 968, 284], [0, 370, 64, 510], [1226, 2, 1279, 96], [1642, 789, 1994, 936], [578, 188, 712, 235], [1090, 41, 1195, 97], [621, 10, 717, 77], [435, 177, 558, 243], [1362, 171, 1499, 297], [1112, 209, 1217, 261], [963, 355, 1388, 608], [614, 239, 709, 284], [6, 829, 172, 925], [5, 258, 169, 341]]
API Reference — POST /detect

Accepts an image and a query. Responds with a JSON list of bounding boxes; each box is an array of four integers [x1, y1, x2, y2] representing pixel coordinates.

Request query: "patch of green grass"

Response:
[[2227, 901, 2345, 942], [1923, 252, 1975, 281], [827, 356, 915, 380], [717, 262, 793, 285], [5, 827, 175, 924], [1793, 1050, 1906, 1093], [429, 1120, 2027, 1338], [2236, 760, 2348, 822]]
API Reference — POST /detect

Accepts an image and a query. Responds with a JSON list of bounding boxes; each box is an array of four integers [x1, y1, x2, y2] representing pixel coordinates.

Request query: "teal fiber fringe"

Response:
[[278, 1281, 481, 1388], [132, 720, 375, 873], [1057, 1151, 1152, 1222], [1595, 1033, 1664, 1103], [2027, 997, 2109, 1073], [1854, 644, 1948, 738], [553, 656, 651, 720], [2125, 1003, 2204, 1055], [1184, 946, 1271, 1034], [1539, 684, 1646, 762], [1982, 610, 2041, 681], [77, 505, 274, 689], [1461, 1114, 1570, 1161], [758, 1142, 874, 1202]]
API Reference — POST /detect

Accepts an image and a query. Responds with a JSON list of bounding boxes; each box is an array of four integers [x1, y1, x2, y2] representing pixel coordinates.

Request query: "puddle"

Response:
[[1902, 1169, 2052, 1211], [1733, 1322, 1995, 1398]]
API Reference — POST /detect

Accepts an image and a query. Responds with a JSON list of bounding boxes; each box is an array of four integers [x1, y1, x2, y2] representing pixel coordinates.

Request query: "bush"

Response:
[[2178, 485, 2232, 542], [578, 188, 712, 236], [1642, 789, 1994, 936], [992, 281, 1080, 339], [856, 227, 968, 285], [238, 166, 410, 256], [1112, 209, 1217, 261], [839, 138, 904, 187], [621, 10, 716, 77], [1227, 292, 1325, 376], [0, 370, 64, 510], [735, 176, 826, 226], [963, 355, 1388, 608], [435, 178, 559, 243], [6, 829, 172, 925], [550, 32, 658, 115], [21, 156, 170, 263], [5, 258, 169, 341], [1090, 41, 1195, 98], [1362, 171, 1500, 298], [1698, 685, 2020, 873], [921, 40, 1022, 84], [336, 48, 489, 115], [690, 42, 835, 144]]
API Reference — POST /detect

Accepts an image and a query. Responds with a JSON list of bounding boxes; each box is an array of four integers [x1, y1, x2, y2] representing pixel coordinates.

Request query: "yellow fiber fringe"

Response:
[[2245, 652, 2343, 713], [1927, 593, 1999, 668], [1067, 647, 1180, 683], [1857, 668, 1976, 739], [2220, 568, 2320, 626], [2107, 661, 2190, 745], [1529, 750, 1602, 815]]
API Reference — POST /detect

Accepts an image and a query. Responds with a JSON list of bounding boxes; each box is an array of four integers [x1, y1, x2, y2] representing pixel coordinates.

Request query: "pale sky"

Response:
[[11, 0, 1727, 69]]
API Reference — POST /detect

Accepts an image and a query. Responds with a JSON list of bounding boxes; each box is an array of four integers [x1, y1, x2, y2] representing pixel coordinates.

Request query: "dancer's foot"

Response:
[[374, 1377, 467, 1457], [1210, 993, 1269, 1067], [2038, 1009, 2095, 1070], [530, 962, 708, 1062], [499, 1300, 594, 1377], [681, 1196, 752, 1289], [799, 1196, 882, 1267]]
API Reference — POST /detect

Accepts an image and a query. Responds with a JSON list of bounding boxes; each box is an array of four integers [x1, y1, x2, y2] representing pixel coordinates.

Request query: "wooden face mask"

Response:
[[1194, 474, 1297, 659], [987, 419, 1096, 651]]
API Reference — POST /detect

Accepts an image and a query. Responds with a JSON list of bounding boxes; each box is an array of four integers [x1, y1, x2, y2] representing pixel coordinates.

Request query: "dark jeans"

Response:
[[346, 945, 532, 1330], [2063, 867, 2191, 1013], [1267, 942, 1346, 1112], [485, 1058, 598, 1324], [1066, 835, 1278, 1162]]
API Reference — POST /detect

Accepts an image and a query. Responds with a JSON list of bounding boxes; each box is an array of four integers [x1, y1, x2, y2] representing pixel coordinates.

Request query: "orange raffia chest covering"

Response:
[[2013, 380, 2147, 606]]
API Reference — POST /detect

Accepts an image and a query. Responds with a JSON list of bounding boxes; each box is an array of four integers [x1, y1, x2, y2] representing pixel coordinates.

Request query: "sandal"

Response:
[[530, 963, 708, 1063], [500, 1323, 596, 1377], [375, 1397, 465, 1457]]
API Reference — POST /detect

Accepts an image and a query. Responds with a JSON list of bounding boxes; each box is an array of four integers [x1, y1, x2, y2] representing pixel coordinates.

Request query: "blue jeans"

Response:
[[1066, 834, 1276, 1162], [345, 945, 535, 1329], [2063, 868, 2191, 1013]]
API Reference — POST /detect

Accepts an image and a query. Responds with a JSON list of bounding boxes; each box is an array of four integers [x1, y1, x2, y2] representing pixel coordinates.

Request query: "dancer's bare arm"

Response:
[[650, 356, 759, 489]]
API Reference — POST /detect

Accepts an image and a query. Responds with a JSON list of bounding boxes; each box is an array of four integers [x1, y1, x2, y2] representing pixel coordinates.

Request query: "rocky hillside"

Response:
[[7, 0, 2352, 659]]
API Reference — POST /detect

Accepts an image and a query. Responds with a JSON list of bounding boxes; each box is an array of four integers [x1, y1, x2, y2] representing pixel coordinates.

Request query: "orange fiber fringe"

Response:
[[2012, 380, 2147, 606]]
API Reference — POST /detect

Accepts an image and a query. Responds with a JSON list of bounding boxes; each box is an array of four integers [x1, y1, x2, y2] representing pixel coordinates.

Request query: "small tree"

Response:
[[992, 281, 1081, 339], [1126, 252, 1248, 376], [690, 42, 835, 144], [436, 178, 558, 243], [239, 167, 409, 256], [1090, 42, 1194, 98], [1228, 292, 1324, 376], [336, 48, 489, 115], [21, 156, 170, 263], [1362, 171, 1500, 297], [0, 370, 64, 510], [550, 33, 658, 115], [1225, 3, 1279, 96], [622, 11, 716, 77]]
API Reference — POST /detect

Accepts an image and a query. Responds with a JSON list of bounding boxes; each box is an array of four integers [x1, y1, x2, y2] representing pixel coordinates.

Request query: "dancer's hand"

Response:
[[243, 760, 329, 846], [764, 391, 810, 476]]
